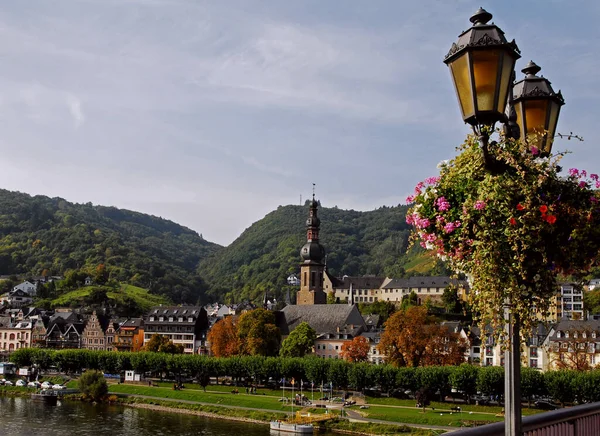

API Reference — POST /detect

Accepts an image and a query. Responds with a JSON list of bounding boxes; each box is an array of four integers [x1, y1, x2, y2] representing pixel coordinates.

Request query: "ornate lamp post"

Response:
[[444, 8, 564, 436]]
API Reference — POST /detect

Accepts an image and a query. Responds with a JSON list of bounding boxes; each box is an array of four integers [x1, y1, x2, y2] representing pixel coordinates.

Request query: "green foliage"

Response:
[[584, 289, 600, 316], [0, 189, 220, 303], [78, 370, 108, 401], [279, 322, 316, 358], [198, 203, 432, 303], [476, 366, 504, 398], [144, 334, 184, 354], [408, 135, 600, 338], [450, 364, 479, 399], [521, 367, 545, 405], [358, 300, 396, 322], [544, 370, 576, 406], [237, 309, 281, 356]]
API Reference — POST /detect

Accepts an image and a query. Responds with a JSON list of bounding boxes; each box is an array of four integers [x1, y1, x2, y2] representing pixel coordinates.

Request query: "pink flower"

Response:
[[581, 170, 587, 178], [569, 168, 580, 177], [406, 195, 415, 203], [531, 146, 539, 156], [406, 214, 414, 225], [425, 176, 440, 185], [474, 200, 486, 210], [436, 197, 450, 211], [444, 222, 457, 233], [416, 218, 431, 228], [436, 215, 445, 223], [579, 181, 588, 188], [591, 196, 598, 203], [597, 181, 600, 189], [591, 174, 599, 181]]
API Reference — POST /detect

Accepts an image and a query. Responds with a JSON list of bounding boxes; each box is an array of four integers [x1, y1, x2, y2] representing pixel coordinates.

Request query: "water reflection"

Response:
[[0, 397, 274, 436]]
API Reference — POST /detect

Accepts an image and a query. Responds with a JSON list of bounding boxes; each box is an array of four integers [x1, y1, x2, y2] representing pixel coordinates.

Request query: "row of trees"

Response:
[[206, 306, 467, 366], [11, 348, 600, 406]]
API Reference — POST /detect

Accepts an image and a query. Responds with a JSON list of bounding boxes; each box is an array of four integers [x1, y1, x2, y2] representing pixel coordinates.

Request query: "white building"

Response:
[[13, 281, 36, 296]]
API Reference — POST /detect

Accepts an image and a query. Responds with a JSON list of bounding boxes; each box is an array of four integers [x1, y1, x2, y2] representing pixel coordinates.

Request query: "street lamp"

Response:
[[444, 8, 564, 436], [513, 61, 565, 156]]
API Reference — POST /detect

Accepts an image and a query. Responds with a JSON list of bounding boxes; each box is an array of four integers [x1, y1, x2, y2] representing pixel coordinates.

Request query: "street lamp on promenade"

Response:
[[444, 8, 565, 436]]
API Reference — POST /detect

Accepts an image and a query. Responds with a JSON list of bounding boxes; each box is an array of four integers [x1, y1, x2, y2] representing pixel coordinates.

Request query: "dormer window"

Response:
[[574, 332, 578, 339], [557, 331, 562, 338], [178, 317, 183, 322], [169, 317, 173, 322], [159, 317, 164, 322], [149, 317, 154, 322], [565, 331, 570, 339], [593, 332, 597, 339], [583, 332, 587, 339], [188, 317, 193, 322]]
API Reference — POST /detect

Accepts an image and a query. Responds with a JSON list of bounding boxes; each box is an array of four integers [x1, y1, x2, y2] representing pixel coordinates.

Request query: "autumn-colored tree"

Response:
[[237, 309, 281, 356], [207, 317, 239, 357], [378, 306, 466, 367], [340, 336, 371, 363]]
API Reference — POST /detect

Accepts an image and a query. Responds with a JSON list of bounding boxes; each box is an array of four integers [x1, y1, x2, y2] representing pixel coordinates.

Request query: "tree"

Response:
[[441, 286, 463, 314], [400, 291, 418, 310], [279, 322, 316, 358], [450, 364, 479, 403], [207, 317, 239, 357], [378, 306, 466, 367], [477, 366, 504, 400], [327, 291, 337, 304], [340, 336, 370, 363], [521, 367, 544, 407], [358, 300, 396, 322], [143, 334, 183, 354], [544, 370, 576, 407], [78, 370, 108, 402], [237, 309, 281, 356]]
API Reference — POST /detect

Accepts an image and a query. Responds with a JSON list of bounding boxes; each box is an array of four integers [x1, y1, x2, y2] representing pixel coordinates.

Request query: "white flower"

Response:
[[437, 160, 449, 169]]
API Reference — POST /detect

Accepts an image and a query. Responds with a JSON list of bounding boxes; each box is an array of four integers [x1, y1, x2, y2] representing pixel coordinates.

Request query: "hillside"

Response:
[[0, 189, 222, 303], [41, 284, 171, 317], [199, 202, 446, 303]]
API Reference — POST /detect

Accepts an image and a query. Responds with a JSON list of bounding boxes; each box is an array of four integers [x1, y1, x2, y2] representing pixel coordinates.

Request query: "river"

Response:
[[0, 396, 331, 436]]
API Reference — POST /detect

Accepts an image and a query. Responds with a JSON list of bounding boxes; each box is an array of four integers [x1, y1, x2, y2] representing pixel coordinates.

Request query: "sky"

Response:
[[1, 0, 599, 246]]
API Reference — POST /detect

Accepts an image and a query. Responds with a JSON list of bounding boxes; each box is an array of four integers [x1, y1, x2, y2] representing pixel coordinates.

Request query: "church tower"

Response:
[[297, 192, 326, 305]]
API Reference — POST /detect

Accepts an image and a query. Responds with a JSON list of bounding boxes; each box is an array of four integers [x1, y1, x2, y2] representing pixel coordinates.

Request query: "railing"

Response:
[[450, 402, 600, 436]]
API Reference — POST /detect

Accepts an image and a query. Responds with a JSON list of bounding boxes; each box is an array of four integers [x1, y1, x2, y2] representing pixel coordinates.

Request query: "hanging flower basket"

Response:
[[406, 133, 600, 336]]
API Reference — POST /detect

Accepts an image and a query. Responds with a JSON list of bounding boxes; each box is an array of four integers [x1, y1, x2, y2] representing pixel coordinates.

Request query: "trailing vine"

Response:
[[407, 133, 600, 340]]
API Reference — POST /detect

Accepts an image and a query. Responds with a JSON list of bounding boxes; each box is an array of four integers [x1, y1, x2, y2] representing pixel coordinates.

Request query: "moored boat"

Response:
[[31, 389, 58, 406], [269, 420, 313, 434]]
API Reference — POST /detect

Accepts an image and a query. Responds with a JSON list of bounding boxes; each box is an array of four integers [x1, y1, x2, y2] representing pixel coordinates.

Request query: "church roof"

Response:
[[277, 304, 366, 336]]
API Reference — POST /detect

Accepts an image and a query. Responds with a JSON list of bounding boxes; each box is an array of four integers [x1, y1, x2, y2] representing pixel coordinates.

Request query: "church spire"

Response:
[[297, 185, 326, 305]]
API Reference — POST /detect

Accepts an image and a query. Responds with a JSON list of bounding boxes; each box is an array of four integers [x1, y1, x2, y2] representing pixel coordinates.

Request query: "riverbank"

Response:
[[118, 397, 438, 435]]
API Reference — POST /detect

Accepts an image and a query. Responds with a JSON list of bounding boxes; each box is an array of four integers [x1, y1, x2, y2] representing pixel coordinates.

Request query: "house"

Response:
[[12, 281, 36, 296], [542, 320, 600, 371], [45, 312, 85, 349], [588, 278, 600, 291], [380, 276, 468, 305], [329, 276, 388, 304], [552, 283, 585, 320], [114, 318, 144, 352], [315, 325, 364, 360], [81, 311, 110, 351], [144, 306, 209, 354], [0, 290, 33, 308], [0, 319, 34, 352]]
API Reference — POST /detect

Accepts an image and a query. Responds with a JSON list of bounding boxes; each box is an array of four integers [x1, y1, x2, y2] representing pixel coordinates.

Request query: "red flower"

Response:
[[516, 204, 524, 211], [539, 205, 548, 214], [545, 215, 557, 224], [510, 217, 517, 226]]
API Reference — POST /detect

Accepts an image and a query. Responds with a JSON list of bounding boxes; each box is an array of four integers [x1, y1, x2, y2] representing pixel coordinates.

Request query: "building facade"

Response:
[[144, 306, 208, 353], [297, 196, 327, 305]]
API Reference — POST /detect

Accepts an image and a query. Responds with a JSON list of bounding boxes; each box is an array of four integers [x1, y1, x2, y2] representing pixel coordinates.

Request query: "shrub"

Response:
[[78, 370, 108, 402]]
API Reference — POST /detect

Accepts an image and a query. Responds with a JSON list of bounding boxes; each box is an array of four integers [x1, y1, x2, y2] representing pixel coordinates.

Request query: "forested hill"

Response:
[[199, 202, 445, 303], [0, 189, 221, 303]]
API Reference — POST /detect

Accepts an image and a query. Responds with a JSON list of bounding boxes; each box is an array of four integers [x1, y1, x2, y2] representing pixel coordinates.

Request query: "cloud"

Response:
[[66, 94, 85, 127]]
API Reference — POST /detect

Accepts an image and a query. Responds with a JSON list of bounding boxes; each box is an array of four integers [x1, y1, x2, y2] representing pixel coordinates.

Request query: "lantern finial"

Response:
[[522, 61, 541, 77], [470, 8, 493, 25]]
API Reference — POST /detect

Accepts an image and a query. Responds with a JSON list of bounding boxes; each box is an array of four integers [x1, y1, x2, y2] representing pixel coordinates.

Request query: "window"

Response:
[[530, 359, 538, 368], [159, 317, 164, 322], [473, 347, 480, 354], [178, 317, 183, 322], [485, 346, 493, 356], [530, 347, 538, 357]]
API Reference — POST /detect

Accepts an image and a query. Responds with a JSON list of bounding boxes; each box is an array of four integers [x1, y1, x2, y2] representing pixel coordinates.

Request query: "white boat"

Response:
[[269, 421, 314, 434]]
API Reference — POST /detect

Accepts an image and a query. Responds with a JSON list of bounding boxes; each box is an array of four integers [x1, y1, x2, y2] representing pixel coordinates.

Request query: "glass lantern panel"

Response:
[[544, 101, 560, 154], [515, 101, 525, 138], [449, 53, 474, 120], [524, 99, 549, 135], [472, 50, 501, 113], [497, 52, 516, 114]]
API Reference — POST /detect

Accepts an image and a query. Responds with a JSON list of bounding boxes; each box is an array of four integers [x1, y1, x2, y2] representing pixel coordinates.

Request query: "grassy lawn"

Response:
[[365, 396, 540, 416], [359, 404, 502, 427], [109, 384, 294, 412], [49, 284, 169, 310]]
